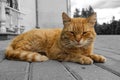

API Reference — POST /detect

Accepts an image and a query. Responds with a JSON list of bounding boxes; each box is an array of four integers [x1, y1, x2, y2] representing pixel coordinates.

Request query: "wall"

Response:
[[18, 0, 70, 31], [18, 0, 36, 32], [37, 0, 68, 28]]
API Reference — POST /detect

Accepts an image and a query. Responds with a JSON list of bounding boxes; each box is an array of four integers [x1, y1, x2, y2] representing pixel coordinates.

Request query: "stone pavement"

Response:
[[0, 35, 120, 80]]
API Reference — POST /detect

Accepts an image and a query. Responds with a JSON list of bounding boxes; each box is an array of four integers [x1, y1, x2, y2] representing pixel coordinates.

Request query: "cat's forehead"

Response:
[[71, 18, 86, 23], [65, 18, 85, 33], [67, 18, 87, 32], [70, 18, 87, 28], [63, 17, 91, 32]]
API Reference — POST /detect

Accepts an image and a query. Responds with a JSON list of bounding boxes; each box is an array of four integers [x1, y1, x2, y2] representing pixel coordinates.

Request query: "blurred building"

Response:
[[0, 0, 71, 34]]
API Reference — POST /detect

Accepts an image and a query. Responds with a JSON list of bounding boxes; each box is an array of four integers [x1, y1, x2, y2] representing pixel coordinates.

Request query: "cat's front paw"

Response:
[[89, 54, 106, 63], [79, 56, 93, 65], [40, 55, 49, 62]]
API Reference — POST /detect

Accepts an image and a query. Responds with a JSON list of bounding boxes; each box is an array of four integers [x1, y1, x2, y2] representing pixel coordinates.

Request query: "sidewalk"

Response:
[[0, 35, 120, 80]]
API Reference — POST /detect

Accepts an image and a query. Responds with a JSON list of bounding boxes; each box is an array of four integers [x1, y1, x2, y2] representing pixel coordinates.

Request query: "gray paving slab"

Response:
[[95, 58, 120, 77], [0, 36, 120, 80], [95, 35, 120, 51], [31, 60, 76, 80], [0, 60, 29, 80], [63, 62, 120, 80], [0, 40, 11, 61], [94, 47, 120, 55], [0, 72, 27, 80], [0, 50, 5, 62], [94, 48, 120, 77], [94, 49, 120, 61], [0, 40, 11, 50]]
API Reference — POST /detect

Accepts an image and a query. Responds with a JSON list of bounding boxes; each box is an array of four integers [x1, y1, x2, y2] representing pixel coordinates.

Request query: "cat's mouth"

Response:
[[75, 44, 84, 47], [69, 41, 85, 48], [76, 45, 82, 48], [68, 40, 90, 48], [75, 41, 89, 48]]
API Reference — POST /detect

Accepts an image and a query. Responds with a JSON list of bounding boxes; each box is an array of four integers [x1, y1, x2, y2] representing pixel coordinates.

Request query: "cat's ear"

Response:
[[62, 12, 71, 24], [87, 12, 97, 27]]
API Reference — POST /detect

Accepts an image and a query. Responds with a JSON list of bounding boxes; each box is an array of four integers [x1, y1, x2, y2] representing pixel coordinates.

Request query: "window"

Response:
[[6, 0, 18, 10]]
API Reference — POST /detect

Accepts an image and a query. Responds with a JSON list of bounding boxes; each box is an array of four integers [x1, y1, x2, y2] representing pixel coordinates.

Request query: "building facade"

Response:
[[37, 0, 71, 28], [0, 0, 71, 34]]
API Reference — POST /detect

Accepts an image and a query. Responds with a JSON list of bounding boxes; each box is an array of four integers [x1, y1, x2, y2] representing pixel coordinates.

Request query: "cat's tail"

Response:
[[5, 45, 48, 62]]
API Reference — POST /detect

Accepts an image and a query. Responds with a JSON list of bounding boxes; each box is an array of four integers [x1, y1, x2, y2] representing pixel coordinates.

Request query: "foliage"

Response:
[[73, 6, 120, 35], [73, 8, 80, 18], [95, 19, 120, 35], [73, 6, 94, 18]]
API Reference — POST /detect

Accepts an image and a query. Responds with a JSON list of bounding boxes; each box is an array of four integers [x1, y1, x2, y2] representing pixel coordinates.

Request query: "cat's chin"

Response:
[[75, 44, 89, 48], [75, 45, 83, 48]]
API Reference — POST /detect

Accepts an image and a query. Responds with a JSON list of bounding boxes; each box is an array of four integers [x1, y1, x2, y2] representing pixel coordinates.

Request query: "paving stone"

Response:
[[63, 62, 120, 80], [95, 58, 120, 77], [95, 36, 120, 51], [31, 60, 76, 80], [0, 40, 11, 50], [94, 49, 120, 61], [0, 60, 29, 80], [0, 50, 5, 62], [0, 36, 120, 80], [0, 72, 27, 80]]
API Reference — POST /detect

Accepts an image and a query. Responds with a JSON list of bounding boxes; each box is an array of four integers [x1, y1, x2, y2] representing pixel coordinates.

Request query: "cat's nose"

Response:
[[76, 35, 81, 42], [76, 38, 81, 43]]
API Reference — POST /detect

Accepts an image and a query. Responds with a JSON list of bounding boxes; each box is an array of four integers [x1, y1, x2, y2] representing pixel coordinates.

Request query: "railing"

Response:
[[0, 0, 25, 34]]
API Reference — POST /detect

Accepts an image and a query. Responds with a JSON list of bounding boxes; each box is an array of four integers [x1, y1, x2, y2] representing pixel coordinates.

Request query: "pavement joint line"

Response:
[[95, 63, 120, 77], [62, 62, 83, 80]]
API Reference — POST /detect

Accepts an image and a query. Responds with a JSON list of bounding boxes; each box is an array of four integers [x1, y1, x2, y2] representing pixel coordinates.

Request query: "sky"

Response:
[[71, 0, 120, 24]]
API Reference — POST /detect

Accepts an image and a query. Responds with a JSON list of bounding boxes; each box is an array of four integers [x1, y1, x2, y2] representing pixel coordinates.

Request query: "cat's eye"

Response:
[[83, 32, 87, 34], [69, 31, 74, 35]]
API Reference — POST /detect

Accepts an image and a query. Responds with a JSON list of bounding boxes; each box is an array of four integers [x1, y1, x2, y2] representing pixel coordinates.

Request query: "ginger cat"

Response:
[[5, 12, 106, 64]]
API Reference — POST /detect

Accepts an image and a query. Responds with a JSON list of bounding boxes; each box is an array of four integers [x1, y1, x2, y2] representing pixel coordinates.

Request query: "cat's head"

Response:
[[60, 12, 97, 48]]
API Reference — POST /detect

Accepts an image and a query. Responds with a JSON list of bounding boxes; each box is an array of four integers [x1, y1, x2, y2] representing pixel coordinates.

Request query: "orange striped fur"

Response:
[[5, 12, 106, 64]]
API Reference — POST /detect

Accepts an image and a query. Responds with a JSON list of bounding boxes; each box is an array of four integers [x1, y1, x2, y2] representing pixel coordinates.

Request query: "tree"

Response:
[[111, 16, 117, 34], [81, 8, 87, 17], [116, 26, 120, 34], [112, 16, 115, 22], [89, 6, 94, 13], [116, 20, 120, 34], [73, 8, 80, 18]]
